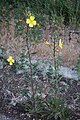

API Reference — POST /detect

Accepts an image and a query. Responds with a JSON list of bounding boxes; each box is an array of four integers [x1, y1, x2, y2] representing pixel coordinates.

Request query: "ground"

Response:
[[0, 67, 80, 120]]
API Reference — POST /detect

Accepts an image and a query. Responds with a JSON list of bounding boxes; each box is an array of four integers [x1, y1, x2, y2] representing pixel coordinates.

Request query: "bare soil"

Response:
[[0, 67, 80, 120]]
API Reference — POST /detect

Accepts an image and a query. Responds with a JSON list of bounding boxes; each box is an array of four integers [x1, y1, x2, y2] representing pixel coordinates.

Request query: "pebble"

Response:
[[59, 66, 79, 80]]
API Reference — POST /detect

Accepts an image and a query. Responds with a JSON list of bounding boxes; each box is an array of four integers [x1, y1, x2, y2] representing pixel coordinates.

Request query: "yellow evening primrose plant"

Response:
[[59, 39, 63, 49], [7, 56, 15, 65], [26, 16, 36, 27]]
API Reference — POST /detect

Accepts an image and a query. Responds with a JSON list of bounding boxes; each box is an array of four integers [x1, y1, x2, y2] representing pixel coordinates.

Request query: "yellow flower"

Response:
[[44, 41, 50, 45], [26, 16, 36, 27], [59, 39, 63, 49], [7, 56, 15, 65]]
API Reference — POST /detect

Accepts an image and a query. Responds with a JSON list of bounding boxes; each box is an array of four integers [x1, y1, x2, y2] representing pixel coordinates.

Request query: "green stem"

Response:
[[25, 31, 35, 111], [51, 33, 58, 98], [53, 38, 56, 72]]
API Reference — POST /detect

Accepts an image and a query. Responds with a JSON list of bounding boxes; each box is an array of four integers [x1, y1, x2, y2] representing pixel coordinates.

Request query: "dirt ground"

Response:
[[0, 66, 80, 120]]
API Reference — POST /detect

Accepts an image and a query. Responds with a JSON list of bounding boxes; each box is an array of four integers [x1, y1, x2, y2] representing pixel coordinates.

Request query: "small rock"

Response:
[[59, 66, 79, 80]]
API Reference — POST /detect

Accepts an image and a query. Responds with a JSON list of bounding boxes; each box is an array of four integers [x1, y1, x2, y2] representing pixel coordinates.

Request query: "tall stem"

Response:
[[51, 33, 58, 98], [25, 31, 35, 111], [53, 38, 56, 72]]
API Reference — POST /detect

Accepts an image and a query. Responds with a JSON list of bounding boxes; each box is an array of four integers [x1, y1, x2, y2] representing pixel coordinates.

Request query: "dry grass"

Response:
[[0, 20, 80, 68]]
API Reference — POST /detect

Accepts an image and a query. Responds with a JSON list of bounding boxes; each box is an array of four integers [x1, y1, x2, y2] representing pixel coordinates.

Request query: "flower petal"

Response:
[[30, 16, 35, 21], [7, 58, 10, 62], [33, 20, 36, 25], [7, 56, 12, 62], [29, 24, 33, 27], [9, 56, 12, 60], [44, 41, 50, 45], [59, 39, 63, 49], [12, 59, 15, 63], [10, 62, 13, 65], [26, 19, 30, 24]]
